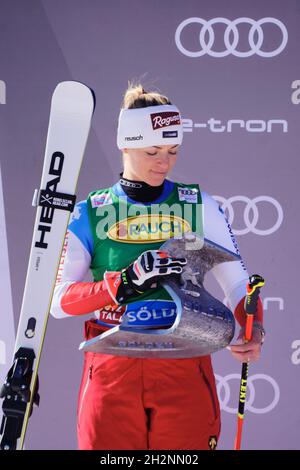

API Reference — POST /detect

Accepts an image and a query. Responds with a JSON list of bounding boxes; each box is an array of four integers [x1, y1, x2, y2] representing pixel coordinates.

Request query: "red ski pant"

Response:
[[77, 320, 221, 450]]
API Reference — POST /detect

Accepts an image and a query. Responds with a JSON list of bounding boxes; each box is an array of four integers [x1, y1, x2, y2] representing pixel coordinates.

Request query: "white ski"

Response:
[[0, 81, 95, 450]]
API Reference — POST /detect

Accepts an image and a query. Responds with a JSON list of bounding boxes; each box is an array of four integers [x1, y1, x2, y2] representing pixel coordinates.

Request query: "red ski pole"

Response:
[[234, 274, 265, 450]]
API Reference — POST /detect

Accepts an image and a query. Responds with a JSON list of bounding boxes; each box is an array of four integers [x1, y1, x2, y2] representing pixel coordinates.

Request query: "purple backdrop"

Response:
[[0, 0, 298, 450]]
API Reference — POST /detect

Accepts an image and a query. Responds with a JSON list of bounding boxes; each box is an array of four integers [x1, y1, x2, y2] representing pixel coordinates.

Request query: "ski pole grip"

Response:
[[244, 274, 265, 314], [244, 274, 265, 342]]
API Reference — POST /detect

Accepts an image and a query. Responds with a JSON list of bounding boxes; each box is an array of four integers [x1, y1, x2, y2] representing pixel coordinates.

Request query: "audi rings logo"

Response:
[[214, 195, 283, 236], [175, 17, 288, 58], [215, 373, 280, 414]]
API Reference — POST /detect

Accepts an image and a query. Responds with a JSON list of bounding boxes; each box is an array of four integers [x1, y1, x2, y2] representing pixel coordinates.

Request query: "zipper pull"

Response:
[[88, 365, 93, 380]]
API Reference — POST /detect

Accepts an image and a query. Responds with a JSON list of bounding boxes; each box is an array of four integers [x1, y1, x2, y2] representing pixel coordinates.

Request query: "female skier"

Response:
[[51, 82, 264, 450]]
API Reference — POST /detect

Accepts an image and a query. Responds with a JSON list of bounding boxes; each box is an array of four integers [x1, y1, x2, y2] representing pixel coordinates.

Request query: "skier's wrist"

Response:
[[252, 321, 266, 345], [121, 268, 145, 295], [238, 321, 266, 345], [103, 270, 144, 305], [103, 271, 122, 305]]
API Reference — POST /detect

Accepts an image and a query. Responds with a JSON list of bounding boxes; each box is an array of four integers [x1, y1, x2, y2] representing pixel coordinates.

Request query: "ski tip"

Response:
[[52, 81, 96, 114], [68, 81, 96, 113]]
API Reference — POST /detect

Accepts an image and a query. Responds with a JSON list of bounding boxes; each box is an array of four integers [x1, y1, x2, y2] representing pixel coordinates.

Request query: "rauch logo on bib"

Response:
[[107, 214, 191, 243]]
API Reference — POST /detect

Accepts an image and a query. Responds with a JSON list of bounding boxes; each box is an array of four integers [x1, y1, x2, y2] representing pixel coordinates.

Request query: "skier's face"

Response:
[[122, 144, 179, 186]]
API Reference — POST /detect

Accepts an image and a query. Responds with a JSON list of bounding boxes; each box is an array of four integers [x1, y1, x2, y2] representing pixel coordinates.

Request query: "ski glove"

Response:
[[104, 250, 187, 304]]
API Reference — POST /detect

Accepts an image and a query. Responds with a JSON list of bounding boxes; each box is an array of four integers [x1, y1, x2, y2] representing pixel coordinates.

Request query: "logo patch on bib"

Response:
[[107, 214, 192, 243], [178, 187, 198, 203], [91, 193, 113, 208]]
